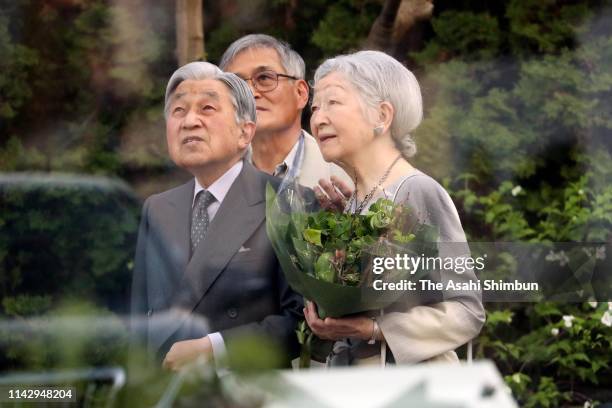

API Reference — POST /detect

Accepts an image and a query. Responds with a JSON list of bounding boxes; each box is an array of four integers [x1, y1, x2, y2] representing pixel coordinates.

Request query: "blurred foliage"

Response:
[[0, 175, 139, 321], [413, 2, 612, 405], [0, 14, 38, 120], [310, 0, 379, 56], [0, 299, 285, 407], [1, 0, 612, 406], [413, 11, 502, 62], [0, 0, 173, 175]]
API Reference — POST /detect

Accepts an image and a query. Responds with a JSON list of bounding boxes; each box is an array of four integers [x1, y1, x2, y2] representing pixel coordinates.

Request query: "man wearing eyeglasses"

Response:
[[220, 34, 351, 190]]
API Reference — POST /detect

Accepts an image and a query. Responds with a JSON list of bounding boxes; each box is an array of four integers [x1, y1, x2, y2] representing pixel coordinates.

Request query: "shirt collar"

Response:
[[275, 136, 300, 176], [193, 160, 243, 207], [245, 131, 304, 177]]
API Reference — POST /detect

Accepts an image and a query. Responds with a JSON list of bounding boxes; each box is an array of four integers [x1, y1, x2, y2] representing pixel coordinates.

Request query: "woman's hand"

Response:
[[304, 301, 373, 341], [314, 176, 353, 212]]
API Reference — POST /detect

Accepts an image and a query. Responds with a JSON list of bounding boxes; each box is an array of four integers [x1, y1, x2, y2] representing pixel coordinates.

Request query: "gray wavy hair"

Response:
[[313, 50, 422, 158], [219, 34, 305, 79], [164, 61, 256, 124]]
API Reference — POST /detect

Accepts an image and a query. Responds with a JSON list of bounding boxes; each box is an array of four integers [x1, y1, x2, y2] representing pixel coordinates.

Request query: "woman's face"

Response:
[[310, 72, 376, 163]]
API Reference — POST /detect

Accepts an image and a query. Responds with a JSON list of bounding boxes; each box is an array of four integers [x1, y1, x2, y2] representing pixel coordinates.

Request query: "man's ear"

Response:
[[238, 121, 256, 149], [295, 79, 309, 110]]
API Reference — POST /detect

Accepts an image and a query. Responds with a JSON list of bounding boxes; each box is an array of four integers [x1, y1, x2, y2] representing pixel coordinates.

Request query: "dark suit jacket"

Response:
[[130, 161, 302, 363]]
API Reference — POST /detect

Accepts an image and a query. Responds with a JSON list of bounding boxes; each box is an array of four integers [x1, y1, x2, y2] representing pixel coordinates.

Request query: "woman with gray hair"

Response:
[[304, 50, 485, 365]]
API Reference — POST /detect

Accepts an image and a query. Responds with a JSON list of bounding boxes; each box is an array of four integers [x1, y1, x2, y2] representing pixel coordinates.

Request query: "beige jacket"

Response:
[[333, 169, 485, 366]]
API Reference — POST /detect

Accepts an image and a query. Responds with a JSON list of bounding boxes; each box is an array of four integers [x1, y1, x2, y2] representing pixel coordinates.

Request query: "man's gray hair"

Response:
[[219, 34, 305, 79], [313, 50, 423, 158], [164, 61, 256, 124]]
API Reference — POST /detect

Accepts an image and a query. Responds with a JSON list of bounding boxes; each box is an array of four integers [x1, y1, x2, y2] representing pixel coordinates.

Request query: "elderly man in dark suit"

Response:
[[130, 61, 302, 371]]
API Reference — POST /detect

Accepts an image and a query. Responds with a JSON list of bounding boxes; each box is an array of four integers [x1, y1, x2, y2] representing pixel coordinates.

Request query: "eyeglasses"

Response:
[[241, 70, 298, 93]]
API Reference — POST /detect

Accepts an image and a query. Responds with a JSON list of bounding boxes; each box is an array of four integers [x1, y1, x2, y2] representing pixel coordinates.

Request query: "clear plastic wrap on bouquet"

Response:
[[265, 181, 440, 318]]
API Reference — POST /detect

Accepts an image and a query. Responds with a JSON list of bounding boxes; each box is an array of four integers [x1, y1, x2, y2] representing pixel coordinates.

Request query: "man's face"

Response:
[[166, 79, 252, 173], [224, 47, 308, 136]]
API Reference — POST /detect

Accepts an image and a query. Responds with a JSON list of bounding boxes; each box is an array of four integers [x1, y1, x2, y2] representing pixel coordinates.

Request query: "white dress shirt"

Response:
[[192, 160, 243, 375]]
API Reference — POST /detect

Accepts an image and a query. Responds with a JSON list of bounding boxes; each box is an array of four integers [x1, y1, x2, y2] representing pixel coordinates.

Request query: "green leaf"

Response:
[[314, 252, 335, 283], [303, 228, 323, 247]]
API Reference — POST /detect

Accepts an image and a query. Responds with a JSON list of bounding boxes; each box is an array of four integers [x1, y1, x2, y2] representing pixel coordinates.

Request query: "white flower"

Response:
[[584, 401, 592, 408], [588, 301, 598, 308], [511, 185, 522, 196], [562, 315, 575, 328], [602, 311, 612, 327], [555, 251, 569, 267], [608, 302, 612, 310], [545, 250, 570, 267], [551, 328, 559, 336], [578, 189, 584, 196], [559, 251, 569, 267], [595, 246, 606, 260]]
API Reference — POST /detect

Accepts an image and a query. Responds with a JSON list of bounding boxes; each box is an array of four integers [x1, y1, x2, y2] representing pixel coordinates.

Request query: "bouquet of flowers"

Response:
[[265, 183, 439, 366], [265, 183, 439, 316]]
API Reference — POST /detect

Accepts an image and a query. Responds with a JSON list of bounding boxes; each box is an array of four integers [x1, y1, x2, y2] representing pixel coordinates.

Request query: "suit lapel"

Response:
[[177, 163, 265, 309], [154, 162, 266, 350], [159, 180, 193, 277], [147, 179, 194, 353]]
